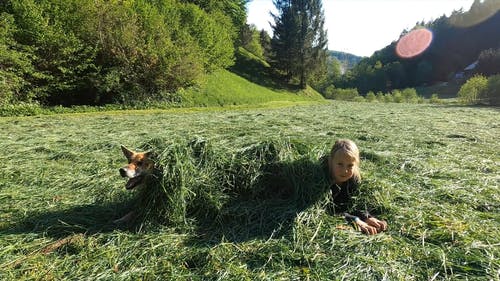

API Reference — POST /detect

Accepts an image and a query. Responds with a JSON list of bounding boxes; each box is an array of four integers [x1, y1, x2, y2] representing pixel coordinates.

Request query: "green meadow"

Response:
[[0, 102, 498, 280]]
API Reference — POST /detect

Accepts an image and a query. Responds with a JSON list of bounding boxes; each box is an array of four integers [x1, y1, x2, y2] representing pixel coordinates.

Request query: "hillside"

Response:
[[0, 46, 325, 117], [181, 68, 325, 107], [329, 50, 363, 72], [339, 0, 500, 94], [155, 46, 325, 108]]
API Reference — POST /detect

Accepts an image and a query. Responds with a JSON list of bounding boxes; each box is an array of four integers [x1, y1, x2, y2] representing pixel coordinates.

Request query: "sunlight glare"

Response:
[[449, 6, 499, 27], [395, 28, 433, 59]]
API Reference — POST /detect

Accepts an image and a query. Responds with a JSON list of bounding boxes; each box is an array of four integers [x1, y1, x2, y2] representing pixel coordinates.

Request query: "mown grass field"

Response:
[[0, 102, 498, 280]]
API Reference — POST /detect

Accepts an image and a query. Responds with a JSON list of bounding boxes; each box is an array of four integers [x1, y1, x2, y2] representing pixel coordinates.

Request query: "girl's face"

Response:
[[330, 150, 357, 184]]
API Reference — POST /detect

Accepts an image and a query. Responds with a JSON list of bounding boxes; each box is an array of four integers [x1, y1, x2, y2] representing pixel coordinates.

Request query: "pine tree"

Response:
[[270, 0, 328, 88]]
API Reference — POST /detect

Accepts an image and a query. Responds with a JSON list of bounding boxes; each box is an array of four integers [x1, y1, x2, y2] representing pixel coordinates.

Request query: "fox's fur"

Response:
[[119, 145, 155, 190], [115, 145, 156, 223]]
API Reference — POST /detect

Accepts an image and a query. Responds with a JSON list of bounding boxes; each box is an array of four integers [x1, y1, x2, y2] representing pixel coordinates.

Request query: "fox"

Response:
[[119, 145, 155, 190], [115, 145, 156, 223]]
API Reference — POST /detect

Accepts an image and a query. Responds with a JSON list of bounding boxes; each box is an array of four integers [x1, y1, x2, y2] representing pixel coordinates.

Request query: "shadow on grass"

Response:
[[0, 199, 138, 239], [189, 159, 329, 244], [1, 138, 331, 250], [1, 159, 329, 246]]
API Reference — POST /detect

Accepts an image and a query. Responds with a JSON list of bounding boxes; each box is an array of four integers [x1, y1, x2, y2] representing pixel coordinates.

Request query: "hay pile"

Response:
[[130, 137, 331, 230]]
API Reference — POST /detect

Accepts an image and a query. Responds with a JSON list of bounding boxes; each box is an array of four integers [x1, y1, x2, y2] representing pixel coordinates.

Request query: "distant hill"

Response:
[[338, 0, 500, 94], [328, 51, 363, 73]]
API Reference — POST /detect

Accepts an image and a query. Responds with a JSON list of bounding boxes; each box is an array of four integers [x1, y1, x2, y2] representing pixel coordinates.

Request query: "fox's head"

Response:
[[119, 145, 155, 190]]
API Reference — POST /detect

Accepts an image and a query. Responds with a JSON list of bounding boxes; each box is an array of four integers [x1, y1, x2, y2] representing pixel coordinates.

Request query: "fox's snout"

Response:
[[119, 166, 140, 179], [119, 167, 128, 178]]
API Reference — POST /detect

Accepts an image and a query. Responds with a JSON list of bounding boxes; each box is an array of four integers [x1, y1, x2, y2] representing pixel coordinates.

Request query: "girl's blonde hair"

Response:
[[328, 139, 361, 183]]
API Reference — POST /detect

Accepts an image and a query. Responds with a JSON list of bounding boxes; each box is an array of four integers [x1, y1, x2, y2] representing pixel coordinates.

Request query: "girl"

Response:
[[327, 139, 387, 235]]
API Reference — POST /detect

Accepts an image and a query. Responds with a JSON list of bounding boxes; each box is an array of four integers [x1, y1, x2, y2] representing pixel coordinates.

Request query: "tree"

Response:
[[1, 0, 239, 106], [182, 0, 248, 33], [259, 29, 272, 61], [477, 48, 500, 76], [458, 75, 488, 104], [0, 12, 35, 104], [270, 0, 328, 88], [240, 24, 264, 58]]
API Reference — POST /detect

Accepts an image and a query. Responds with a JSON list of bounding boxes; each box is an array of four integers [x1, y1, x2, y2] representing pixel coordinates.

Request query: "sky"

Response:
[[246, 0, 474, 57]]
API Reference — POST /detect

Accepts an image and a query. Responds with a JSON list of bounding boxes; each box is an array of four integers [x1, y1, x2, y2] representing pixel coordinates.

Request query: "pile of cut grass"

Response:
[[128, 137, 338, 237], [0, 102, 498, 280]]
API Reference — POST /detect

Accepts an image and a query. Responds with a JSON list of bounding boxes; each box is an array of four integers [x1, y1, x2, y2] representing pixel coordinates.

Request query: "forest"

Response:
[[1, 0, 499, 107], [0, 0, 246, 105], [332, 0, 500, 95]]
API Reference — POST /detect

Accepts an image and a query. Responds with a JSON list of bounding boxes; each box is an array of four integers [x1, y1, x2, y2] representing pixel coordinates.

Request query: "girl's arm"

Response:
[[344, 212, 378, 235], [344, 212, 387, 235], [364, 217, 388, 232]]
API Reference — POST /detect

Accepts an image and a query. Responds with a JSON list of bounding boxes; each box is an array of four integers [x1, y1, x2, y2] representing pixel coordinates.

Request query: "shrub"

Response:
[[401, 88, 419, 103], [384, 93, 394, 103], [1, 0, 237, 106], [429, 94, 440, 104], [376, 92, 385, 103], [330, 88, 359, 101], [322, 85, 335, 99], [365, 91, 377, 102], [0, 12, 36, 104], [0, 102, 44, 116], [458, 75, 488, 104], [392, 90, 403, 103], [353, 96, 365, 102], [485, 74, 500, 106]]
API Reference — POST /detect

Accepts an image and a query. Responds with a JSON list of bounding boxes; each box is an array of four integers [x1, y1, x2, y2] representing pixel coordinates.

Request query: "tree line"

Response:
[[3, 0, 496, 107], [331, 0, 500, 95], [0, 0, 246, 106], [241, 0, 499, 105], [1, 0, 332, 106]]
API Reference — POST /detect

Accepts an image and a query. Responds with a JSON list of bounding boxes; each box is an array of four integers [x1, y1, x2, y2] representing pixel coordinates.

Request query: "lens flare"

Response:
[[449, 8, 499, 27], [395, 28, 433, 59]]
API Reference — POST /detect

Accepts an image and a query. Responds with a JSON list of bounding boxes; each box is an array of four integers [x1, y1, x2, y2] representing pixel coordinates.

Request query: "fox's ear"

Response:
[[144, 151, 156, 160], [121, 145, 134, 160]]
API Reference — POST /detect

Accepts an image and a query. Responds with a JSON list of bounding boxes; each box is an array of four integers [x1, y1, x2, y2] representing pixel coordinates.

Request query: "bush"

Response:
[[429, 94, 441, 104], [376, 92, 385, 103], [485, 74, 500, 106], [365, 91, 377, 102], [353, 96, 365, 102], [458, 75, 488, 104], [0, 102, 44, 116], [401, 88, 419, 103], [384, 93, 394, 103], [0, 12, 36, 104], [326, 88, 359, 101], [1, 0, 237, 106], [392, 90, 403, 103]]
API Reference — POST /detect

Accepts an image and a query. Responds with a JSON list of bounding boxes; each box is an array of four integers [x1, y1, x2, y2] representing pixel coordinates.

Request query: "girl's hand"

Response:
[[365, 217, 388, 232], [355, 219, 378, 235]]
